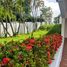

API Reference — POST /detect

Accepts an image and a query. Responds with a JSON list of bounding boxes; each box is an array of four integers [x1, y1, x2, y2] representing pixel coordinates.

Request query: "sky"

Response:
[[44, 0, 60, 17]]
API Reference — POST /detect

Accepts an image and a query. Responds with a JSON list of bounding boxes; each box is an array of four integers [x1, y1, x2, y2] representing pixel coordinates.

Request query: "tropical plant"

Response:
[[0, 0, 31, 36], [54, 15, 60, 24], [40, 7, 52, 24]]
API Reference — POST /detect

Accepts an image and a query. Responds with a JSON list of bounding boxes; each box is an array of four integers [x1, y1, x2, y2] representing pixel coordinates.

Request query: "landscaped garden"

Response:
[[0, 24, 61, 44], [0, 24, 62, 67], [0, 0, 62, 67]]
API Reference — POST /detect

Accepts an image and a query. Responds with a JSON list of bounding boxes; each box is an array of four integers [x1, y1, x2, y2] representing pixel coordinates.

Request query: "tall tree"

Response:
[[40, 7, 52, 24], [54, 15, 60, 24], [0, 0, 31, 36], [1, 0, 16, 37], [31, 0, 44, 31]]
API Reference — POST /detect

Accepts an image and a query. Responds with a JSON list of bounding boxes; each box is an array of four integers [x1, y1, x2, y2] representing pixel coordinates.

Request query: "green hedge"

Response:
[[47, 24, 61, 35], [39, 24, 54, 31], [39, 24, 61, 35]]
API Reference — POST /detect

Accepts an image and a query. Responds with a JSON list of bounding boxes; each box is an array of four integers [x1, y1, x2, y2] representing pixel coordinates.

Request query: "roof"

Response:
[[57, 0, 67, 18], [56, 0, 63, 2]]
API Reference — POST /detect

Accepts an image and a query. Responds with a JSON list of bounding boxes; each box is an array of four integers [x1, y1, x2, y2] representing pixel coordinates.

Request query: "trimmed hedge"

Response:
[[39, 24, 54, 31], [47, 24, 61, 35], [39, 24, 61, 35]]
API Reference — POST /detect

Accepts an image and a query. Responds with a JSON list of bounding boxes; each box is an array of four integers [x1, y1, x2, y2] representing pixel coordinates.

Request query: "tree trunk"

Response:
[[5, 22, 8, 37], [1, 22, 11, 37], [40, 22, 42, 26], [35, 22, 37, 29], [16, 22, 21, 34], [9, 22, 15, 36]]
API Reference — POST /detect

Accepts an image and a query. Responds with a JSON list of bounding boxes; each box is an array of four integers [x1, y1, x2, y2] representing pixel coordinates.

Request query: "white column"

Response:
[[61, 18, 65, 38], [63, 18, 67, 38]]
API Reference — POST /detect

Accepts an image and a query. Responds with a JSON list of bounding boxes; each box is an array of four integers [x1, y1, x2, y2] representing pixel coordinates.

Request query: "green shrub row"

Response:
[[47, 24, 61, 35], [39, 24, 61, 34]]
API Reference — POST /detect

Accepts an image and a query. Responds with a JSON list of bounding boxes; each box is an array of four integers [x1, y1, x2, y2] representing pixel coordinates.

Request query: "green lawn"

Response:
[[0, 30, 48, 44]]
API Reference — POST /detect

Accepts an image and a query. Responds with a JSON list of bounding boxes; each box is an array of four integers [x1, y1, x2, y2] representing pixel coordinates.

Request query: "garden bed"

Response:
[[0, 33, 62, 67], [49, 37, 64, 67]]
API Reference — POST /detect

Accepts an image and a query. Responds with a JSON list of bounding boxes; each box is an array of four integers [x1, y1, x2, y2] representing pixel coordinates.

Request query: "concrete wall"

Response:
[[61, 18, 67, 38], [64, 18, 67, 38], [61, 17, 67, 38], [61, 18, 65, 37], [0, 22, 42, 37]]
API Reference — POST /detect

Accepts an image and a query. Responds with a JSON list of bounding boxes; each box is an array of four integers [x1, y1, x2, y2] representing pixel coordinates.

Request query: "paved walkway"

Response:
[[60, 38, 67, 67]]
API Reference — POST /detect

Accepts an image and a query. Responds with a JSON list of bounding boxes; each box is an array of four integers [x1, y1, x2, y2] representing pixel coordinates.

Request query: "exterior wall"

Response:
[[61, 17, 67, 38], [0, 22, 42, 37], [61, 18, 65, 37], [64, 18, 67, 38]]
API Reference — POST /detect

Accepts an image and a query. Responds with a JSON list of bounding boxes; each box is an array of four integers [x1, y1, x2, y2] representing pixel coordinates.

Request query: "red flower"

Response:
[[44, 36, 50, 45], [2, 58, 10, 65], [29, 39, 35, 44], [26, 45, 32, 51], [48, 59, 52, 64], [47, 51, 51, 59]]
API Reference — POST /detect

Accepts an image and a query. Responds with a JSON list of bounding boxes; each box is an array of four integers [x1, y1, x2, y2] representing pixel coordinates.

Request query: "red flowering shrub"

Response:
[[44, 36, 51, 45], [29, 38, 35, 44], [0, 33, 62, 67], [26, 45, 32, 51], [2, 58, 10, 65]]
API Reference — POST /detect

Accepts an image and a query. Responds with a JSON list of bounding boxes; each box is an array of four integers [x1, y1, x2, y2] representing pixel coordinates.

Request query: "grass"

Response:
[[0, 30, 48, 44]]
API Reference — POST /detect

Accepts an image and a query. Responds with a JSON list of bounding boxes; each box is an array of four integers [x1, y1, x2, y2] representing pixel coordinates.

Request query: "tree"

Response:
[[54, 15, 60, 24], [0, 0, 16, 37], [0, 6, 10, 37], [40, 7, 52, 24], [0, 0, 31, 37], [0, 0, 15, 37], [31, 0, 44, 31], [0, 0, 45, 37]]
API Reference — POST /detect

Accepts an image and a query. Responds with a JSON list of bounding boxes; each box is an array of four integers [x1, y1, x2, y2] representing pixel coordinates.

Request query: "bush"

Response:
[[47, 24, 61, 35], [39, 24, 54, 31], [26, 16, 44, 22], [39, 24, 61, 35], [0, 34, 62, 67]]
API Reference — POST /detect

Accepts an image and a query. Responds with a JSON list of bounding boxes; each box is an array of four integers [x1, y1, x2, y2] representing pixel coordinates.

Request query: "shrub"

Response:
[[0, 33, 62, 67], [39, 24, 54, 31], [47, 24, 61, 35], [39, 24, 61, 34]]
